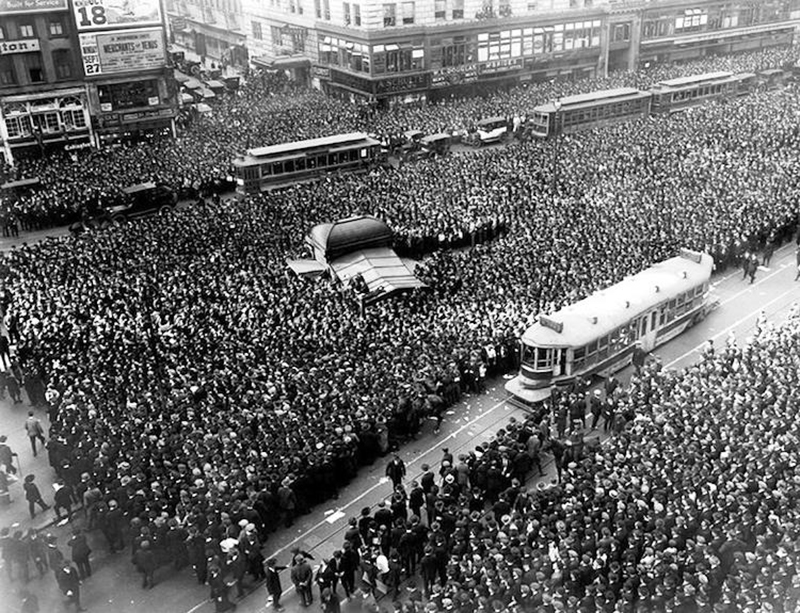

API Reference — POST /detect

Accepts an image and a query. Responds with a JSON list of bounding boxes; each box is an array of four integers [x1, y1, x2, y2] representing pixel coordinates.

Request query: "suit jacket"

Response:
[[265, 565, 285, 594]]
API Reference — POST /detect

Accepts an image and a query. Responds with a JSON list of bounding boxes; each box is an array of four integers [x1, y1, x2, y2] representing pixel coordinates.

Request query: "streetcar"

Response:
[[233, 132, 383, 194], [528, 87, 652, 138], [649, 71, 754, 113], [505, 249, 715, 404]]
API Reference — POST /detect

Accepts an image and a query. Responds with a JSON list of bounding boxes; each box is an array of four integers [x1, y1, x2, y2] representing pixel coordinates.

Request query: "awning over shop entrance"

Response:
[[252, 55, 311, 69]]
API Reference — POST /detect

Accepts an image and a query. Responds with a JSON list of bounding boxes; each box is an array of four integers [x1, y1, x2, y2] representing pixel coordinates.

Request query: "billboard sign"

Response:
[[72, 0, 161, 31], [0, 39, 41, 55], [0, 0, 67, 13], [80, 27, 166, 76]]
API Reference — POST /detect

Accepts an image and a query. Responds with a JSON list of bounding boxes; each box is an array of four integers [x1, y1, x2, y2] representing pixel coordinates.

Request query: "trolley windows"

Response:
[[243, 167, 260, 181], [522, 344, 536, 364], [522, 345, 556, 371]]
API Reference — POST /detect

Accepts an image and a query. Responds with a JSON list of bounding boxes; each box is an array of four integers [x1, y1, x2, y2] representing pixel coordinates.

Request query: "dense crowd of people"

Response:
[[315, 308, 800, 613], [0, 45, 800, 611], [1, 46, 799, 230]]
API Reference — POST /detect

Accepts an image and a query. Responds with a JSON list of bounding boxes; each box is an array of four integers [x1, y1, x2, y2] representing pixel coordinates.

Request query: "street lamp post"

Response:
[[551, 99, 562, 205]]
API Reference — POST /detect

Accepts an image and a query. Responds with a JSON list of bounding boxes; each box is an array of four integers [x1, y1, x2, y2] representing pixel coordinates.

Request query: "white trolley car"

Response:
[[506, 249, 715, 404]]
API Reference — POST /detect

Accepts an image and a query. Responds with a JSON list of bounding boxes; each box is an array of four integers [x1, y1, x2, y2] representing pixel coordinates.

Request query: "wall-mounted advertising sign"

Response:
[[79, 27, 165, 76], [72, 0, 162, 31], [0, 0, 67, 14], [0, 39, 41, 55]]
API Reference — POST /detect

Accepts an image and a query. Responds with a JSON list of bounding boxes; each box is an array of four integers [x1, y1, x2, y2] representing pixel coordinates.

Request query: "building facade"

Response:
[[0, 0, 177, 165], [165, 0, 248, 67], [242, 0, 800, 106]]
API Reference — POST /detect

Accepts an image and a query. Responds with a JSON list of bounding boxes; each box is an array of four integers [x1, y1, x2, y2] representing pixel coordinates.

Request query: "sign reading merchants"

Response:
[[79, 27, 166, 76], [72, 0, 162, 31]]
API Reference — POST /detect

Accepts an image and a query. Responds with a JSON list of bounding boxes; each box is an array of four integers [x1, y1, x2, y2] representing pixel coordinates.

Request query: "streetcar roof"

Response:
[[245, 132, 378, 159], [653, 71, 733, 89], [533, 88, 645, 113], [521, 251, 713, 348]]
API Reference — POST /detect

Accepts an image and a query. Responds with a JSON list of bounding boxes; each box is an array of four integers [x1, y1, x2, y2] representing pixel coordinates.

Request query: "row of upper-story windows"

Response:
[[0, 19, 68, 41], [643, 1, 799, 39], [0, 51, 74, 87], [318, 19, 602, 74], [166, 0, 239, 14]]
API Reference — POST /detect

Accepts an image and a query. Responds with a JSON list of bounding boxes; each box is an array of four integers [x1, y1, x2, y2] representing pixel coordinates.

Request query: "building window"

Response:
[[53, 50, 72, 79], [526, 1, 536, 10], [297, 0, 303, 14], [26, 54, 44, 82], [676, 8, 708, 31], [612, 23, 630, 42], [0, 57, 15, 85], [271, 26, 284, 48], [5, 116, 33, 139], [323, 0, 330, 19], [383, 3, 396, 26], [49, 20, 64, 36], [442, 39, 474, 66], [315, 0, 321, 18], [20, 23, 35, 38], [498, 0, 511, 16], [402, 1, 414, 24], [252, 21, 263, 39], [35, 112, 60, 133], [62, 108, 87, 131], [343, 2, 351, 24], [452, 0, 463, 19], [0, 25, 5, 40], [435, 0, 446, 20], [97, 80, 159, 110], [353, 4, 361, 25]]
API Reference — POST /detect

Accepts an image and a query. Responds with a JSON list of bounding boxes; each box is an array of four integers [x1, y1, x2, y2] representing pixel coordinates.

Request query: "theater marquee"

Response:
[[72, 0, 161, 31], [79, 27, 166, 76]]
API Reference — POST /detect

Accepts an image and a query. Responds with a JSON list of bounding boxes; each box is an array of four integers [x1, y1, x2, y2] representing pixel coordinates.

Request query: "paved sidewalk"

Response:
[[0, 392, 60, 531]]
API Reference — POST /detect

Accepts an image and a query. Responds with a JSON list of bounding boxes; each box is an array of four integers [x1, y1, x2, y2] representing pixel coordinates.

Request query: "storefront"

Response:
[[0, 88, 94, 165], [251, 54, 311, 84]]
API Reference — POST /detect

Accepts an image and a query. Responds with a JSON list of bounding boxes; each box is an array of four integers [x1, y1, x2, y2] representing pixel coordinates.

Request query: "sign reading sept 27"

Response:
[[72, 0, 162, 31]]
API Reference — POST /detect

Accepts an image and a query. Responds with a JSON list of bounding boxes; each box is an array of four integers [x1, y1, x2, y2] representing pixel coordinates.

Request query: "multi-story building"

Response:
[[0, 0, 178, 165], [166, 0, 248, 67], [0, 0, 93, 165], [242, 0, 800, 106]]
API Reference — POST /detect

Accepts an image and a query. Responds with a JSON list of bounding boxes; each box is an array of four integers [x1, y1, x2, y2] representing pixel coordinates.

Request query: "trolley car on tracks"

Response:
[[506, 249, 715, 405], [233, 132, 383, 194]]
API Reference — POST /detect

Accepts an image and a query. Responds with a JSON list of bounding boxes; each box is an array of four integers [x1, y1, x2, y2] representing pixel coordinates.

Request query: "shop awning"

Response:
[[252, 54, 311, 69], [196, 103, 213, 114]]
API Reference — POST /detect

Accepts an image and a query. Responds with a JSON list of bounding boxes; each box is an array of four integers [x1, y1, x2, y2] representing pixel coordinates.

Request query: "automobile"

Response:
[[464, 117, 509, 147], [420, 133, 452, 157], [105, 182, 178, 223]]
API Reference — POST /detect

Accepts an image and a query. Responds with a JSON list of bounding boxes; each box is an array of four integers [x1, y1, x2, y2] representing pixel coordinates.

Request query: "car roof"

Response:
[[121, 182, 159, 194]]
